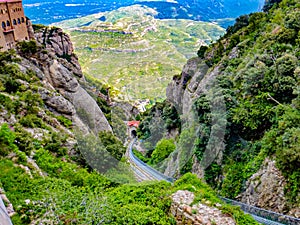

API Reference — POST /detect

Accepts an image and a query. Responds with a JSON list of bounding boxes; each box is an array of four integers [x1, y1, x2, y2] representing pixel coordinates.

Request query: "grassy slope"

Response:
[[54, 5, 225, 101]]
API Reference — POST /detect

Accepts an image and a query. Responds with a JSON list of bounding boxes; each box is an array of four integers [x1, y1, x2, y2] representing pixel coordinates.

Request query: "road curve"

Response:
[[127, 139, 174, 182], [127, 139, 300, 225]]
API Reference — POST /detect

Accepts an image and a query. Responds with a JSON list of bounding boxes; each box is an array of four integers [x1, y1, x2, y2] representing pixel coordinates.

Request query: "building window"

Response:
[[17, 18, 21, 24], [2, 21, 6, 29], [6, 20, 10, 27], [13, 19, 16, 25], [21, 17, 25, 23]]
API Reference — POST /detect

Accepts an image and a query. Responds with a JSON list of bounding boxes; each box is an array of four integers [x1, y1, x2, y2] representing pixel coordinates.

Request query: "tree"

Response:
[[151, 138, 176, 164], [263, 0, 282, 12]]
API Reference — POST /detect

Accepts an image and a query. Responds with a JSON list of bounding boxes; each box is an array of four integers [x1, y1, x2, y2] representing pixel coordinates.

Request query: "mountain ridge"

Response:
[[23, 0, 262, 26]]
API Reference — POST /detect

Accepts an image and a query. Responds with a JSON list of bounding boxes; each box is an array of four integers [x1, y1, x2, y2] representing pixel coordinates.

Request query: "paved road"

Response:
[[127, 139, 300, 225], [0, 198, 13, 225]]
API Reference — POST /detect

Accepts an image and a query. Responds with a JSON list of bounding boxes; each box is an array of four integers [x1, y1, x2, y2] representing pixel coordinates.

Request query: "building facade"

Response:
[[0, 0, 29, 51]]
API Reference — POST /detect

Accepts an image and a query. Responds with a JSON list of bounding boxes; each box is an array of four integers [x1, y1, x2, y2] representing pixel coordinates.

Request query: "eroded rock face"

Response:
[[240, 158, 288, 214], [166, 57, 204, 113], [18, 27, 112, 133], [34, 27, 83, 78], [47, 59, 80, 92], [164, 57, 224, 178], [171, 190, 236, 225]]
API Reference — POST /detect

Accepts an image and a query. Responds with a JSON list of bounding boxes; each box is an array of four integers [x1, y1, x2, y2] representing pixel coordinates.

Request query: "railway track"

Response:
[[126, 139, 174, 182], [127, 139, 300, 225]]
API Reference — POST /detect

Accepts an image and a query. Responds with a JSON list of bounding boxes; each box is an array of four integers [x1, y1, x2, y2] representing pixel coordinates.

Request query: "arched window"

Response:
[[2, 21, 6, 29], [21, 17, 24, 23], [13, 19, 16, 25], [6, 20, 10, 26], [17, 18, 21, 24]]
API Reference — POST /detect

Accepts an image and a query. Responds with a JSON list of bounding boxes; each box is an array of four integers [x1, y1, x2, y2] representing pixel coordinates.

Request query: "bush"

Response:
[[151, 138, 176, 164], [197, 45, 208, 58], [0, 123, 17, 156], [19, 114, 45, 128], [17, 40, 38, 55], [98, 131, 126, 161], [56, 115, 72, 128]]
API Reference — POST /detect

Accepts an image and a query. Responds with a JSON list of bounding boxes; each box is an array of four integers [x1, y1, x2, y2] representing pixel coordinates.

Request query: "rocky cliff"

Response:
[[19, 26, 112, 134], [0, 25, 114, 223], [171, 190, 236, 225]]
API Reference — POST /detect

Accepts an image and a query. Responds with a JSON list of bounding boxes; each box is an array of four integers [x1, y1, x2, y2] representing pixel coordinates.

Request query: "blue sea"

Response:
[[23, 0, 264, 25]]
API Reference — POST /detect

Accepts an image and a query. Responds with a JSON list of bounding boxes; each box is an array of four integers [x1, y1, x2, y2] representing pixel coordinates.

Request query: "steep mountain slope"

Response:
[[0, 24, 258, 224], [138, 0, 300, 217]]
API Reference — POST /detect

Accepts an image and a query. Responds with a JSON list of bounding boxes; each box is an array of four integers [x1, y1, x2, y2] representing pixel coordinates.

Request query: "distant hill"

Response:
[[54, 5, 225, 101], [24, 0, 263, 26]]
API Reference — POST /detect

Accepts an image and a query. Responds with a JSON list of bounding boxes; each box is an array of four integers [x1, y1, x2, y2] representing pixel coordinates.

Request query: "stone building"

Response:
[[0, 0, 30, 51]]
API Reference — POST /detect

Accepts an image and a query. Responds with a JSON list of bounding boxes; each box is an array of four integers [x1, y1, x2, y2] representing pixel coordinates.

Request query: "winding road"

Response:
[[127, 139, 300, 225]]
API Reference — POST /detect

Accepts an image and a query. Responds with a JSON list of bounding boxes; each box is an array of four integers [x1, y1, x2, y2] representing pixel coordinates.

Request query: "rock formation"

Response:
[[171, 190, 236, 225], [239, 158, 292, 215], [19, 27, 112, 134]]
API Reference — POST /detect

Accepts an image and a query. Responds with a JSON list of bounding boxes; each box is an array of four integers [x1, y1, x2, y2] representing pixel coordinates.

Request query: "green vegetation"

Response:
[[54, 5, 224, 100], [0, 123, 17, 156], [151, 138, 176, 164], [0, 47, 257, 224], [98, 131, 126, 161], [0, 156, 257, 225], [17, 40, 39, 55], [138, 0, 300, 211], [1, 0, 299, 223]]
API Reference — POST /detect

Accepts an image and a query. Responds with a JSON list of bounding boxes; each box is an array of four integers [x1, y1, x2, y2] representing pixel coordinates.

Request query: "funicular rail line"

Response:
[[219, 197, 300, 225], [128, 139, 300, 225], [0, 197, 13, 225], [127, 139, 174, 182]]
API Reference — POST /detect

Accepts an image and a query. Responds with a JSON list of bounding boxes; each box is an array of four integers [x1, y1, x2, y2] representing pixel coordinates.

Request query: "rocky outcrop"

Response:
[[34, 27, 83, 78], [239, 158, 288, 214], [18, 27, 112, 134], [171, 190, 236, 225], [164, 57, 225, 178]]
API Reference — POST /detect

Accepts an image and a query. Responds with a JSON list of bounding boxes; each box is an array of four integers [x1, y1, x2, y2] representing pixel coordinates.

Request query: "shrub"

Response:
[[56, 115, 72, 128], [0, 123, 17, 156], [98, 131, 126, 161], [17, 40, 38, 55], [19, 114, 45, 128], [197, 45, 208, 58], [151, 138, 176, 164]]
